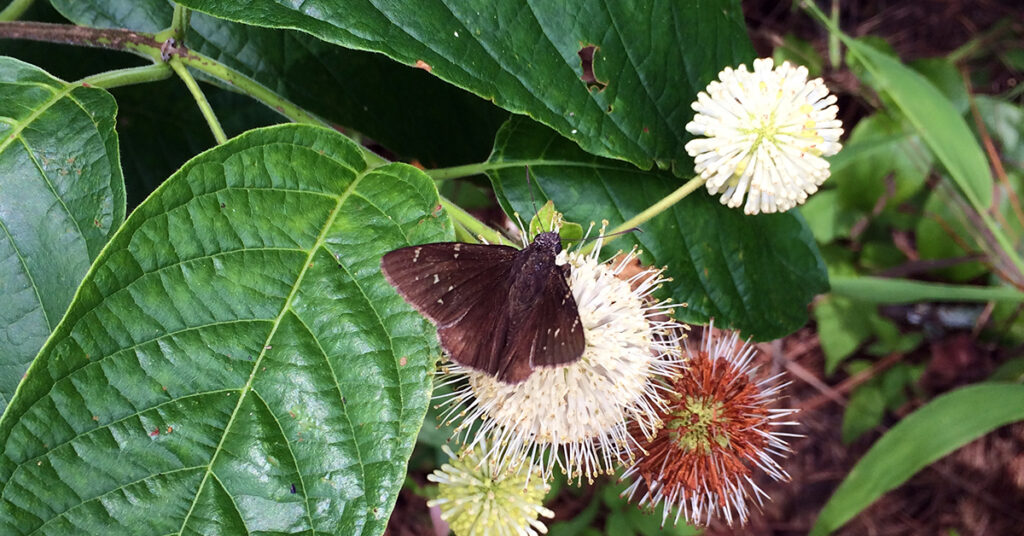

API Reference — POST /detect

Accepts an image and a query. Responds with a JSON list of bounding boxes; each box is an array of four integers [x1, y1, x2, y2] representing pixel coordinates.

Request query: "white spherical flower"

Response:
[[436, 236, 684, 484], [685, 57, 844, 214], [428, 442, 554, 536]]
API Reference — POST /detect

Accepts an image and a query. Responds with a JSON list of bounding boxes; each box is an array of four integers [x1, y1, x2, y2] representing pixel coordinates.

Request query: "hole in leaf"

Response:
[[578, 45, 608, 91]]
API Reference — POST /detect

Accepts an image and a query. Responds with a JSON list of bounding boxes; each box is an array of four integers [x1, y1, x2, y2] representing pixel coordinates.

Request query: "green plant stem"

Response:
[[452, 220, 476, 243], [0, 21, 328, 126], [828, 0, 840, 68], [169, 57, 227, 144], [948, 19, 1011, 64], [609, 176, 705, 236], [0, 0, 34, 22], [170, 5, 190, 41], [425, 159, 612, 181], [830, 275, 1024, 303], [440, 197, 509, 246], [178, 51, 331, 127], [78, 63, 173, 89], [571, 175, 705, 257]]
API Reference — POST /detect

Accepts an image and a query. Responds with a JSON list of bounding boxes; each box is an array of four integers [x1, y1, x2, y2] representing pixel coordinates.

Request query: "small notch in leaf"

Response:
[[578, 45, 608, 91]]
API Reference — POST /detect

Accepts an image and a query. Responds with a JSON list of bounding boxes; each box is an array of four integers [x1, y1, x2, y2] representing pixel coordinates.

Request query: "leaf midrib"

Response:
[[175, 164, 370, 535], [0, 83, 81, 335]]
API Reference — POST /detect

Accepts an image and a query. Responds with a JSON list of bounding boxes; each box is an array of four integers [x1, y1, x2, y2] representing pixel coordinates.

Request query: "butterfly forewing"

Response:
[[381, 242, 518, 327], [436, 286, 516, 378]]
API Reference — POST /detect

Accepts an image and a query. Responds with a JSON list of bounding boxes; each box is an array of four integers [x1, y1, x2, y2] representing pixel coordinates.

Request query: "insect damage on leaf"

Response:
[[578, 45, 608, 91]]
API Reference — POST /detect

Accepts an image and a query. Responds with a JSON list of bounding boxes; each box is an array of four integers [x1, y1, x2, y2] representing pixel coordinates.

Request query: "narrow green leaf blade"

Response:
[[811, 383, 1024, 535], [845, 40, 993, 207], [0, 57, 125, 413], [830, 276, 1024, 303], [0, 125, 450, 534], [172, 0, 754, 176], [490, 118, 827, 340]]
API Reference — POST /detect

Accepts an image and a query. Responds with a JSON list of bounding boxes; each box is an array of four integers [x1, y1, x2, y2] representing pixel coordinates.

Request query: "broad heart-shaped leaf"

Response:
[[173, 0, 754, 176], [0, 125, 451, 535], [811, 383, 1024, 535], [47, 0, 508, 167], [0, 57, 124, 413], [490, 118, 827, 340]]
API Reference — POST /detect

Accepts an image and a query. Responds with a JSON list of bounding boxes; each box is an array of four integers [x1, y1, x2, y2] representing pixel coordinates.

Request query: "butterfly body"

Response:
[[381, 231, 585, 383]]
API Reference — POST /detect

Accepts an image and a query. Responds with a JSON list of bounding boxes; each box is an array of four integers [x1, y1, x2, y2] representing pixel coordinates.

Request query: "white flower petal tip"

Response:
[[436, 234, 687, 485], [685, 57, 844, 215]]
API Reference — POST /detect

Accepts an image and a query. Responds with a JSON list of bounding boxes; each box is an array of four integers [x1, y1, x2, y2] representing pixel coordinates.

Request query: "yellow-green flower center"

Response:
[[666, 396, 730, 454]]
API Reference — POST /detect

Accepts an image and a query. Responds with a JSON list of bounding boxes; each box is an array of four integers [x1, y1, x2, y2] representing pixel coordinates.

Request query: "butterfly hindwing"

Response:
[[497, 264, 586, 382]]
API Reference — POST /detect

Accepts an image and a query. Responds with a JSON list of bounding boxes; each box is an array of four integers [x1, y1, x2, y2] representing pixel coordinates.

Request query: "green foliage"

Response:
[[48, 0, 509, 167], [813, 295, 878, 374], [831, 114, 932, 212], [0, 125, 450, 533], [841, 361, 923, 444], [975, 96, 1024, 167], [547, 478, 699, 536], [812, 383, 1024, 535], [830, 276, 1024, 303], [845, 39, 993, 208], [173, 0, 755, 176], [0, 57, 124, 413], [772, 33, 824, 77], [528, 201, 584, 246]]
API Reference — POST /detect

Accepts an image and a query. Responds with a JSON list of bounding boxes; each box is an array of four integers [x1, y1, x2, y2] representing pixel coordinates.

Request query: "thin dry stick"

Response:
[[783, 359, 846, 409], [801, 353, 905, 412], [962, 65, 1024, 229]]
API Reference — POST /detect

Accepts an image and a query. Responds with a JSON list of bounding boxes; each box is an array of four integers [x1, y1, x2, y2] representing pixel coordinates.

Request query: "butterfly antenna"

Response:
[[525, 166, 540, 225], [580, 221, 596, 243], [586, 226, 642, 243]]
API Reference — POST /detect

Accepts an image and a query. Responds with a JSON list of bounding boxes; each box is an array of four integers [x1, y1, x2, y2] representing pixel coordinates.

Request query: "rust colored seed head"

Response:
[[622, 327, 797, 526]]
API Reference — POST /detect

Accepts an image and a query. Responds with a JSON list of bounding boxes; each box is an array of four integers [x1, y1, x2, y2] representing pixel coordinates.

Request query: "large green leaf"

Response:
[[172, 0, 754, 175], [811, 383, 1024, 535], [0, 125, 450, 534], [47, 0, 508, 167], [490, 118, 827, 340], [0, 57, 124, 413]]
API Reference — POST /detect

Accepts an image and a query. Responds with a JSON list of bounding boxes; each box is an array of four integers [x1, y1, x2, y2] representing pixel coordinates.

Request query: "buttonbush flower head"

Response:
[[685, 57, 843, 214], [428, 442, 554, 536], [436, 231, 684, 484], [622, 326, 798, 526]]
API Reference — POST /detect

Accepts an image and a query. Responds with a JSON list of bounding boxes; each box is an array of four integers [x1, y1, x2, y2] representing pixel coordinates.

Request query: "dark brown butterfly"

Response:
[[380, 231, 586, 383]]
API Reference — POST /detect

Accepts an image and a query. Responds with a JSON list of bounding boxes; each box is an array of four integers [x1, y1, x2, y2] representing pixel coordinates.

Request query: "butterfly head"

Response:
[[531, 231, 563, 255]]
